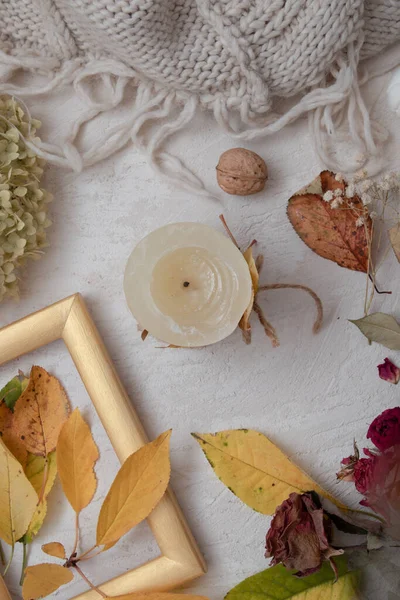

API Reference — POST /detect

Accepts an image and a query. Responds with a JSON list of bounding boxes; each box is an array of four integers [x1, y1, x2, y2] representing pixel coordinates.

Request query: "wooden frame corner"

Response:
[[0, 294, 206, 599]]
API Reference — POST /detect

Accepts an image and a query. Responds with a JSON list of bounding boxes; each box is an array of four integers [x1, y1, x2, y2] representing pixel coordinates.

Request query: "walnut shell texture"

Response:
[[216, 148, 268, 196]]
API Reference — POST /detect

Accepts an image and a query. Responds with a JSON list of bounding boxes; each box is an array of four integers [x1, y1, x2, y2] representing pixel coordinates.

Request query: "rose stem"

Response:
[[73, 565, 107, 598]]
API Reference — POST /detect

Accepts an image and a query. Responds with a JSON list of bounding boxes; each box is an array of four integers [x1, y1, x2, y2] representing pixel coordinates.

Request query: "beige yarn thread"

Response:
[[0, 0, 399, 196]]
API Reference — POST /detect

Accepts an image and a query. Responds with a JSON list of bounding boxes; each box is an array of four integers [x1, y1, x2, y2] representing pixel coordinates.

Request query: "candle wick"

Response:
[[183, 281, 190, 288]]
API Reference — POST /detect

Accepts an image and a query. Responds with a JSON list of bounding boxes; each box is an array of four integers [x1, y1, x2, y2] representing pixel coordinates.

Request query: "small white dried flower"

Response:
[[369, 211, 378, 219], [361, 193, 372, 205], [345, 183, 356, 198], [360, 179, 373, 193], [334, 188, 343, 198], [335, 173, 344, 182], [354, 169, 368, 183], [331, 199, 341, 209], [323, 190, 334, 202], [356, 216, 364, 228]]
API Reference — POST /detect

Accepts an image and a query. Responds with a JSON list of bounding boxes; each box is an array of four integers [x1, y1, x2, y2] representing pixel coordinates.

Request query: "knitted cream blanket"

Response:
[[1, 1, 400, 196]]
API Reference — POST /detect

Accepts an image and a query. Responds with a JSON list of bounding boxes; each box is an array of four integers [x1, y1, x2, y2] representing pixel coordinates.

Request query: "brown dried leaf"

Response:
[[0, 402, 28, 467], [287, 171, 371, 272], [12, 366, 70, 457], [96, 431, 171, 547], [22, 564, 73, 600], [389, 224, 400, 263], [41, 542, 66, 560], [57, 408, 99, 513]]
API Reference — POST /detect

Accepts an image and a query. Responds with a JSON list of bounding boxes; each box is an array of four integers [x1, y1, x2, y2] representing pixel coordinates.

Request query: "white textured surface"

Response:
[[1, 70, 400, 599]]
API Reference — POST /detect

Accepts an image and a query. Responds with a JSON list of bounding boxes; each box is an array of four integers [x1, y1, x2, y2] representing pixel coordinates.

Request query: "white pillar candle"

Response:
[[124, 223, 252, 347]]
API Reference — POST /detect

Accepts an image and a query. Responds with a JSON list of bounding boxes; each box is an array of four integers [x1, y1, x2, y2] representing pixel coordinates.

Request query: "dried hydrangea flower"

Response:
[[0, 95, 52, 302], [323, 190, 333, 202]]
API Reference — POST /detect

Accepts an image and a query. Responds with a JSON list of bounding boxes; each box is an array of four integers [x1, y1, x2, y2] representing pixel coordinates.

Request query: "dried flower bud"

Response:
[[216, 148, 268, 196], [377, 358, 400, 385]]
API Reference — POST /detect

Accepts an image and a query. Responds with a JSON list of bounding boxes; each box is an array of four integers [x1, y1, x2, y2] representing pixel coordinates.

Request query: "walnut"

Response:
[[216, 148, 268, 196]]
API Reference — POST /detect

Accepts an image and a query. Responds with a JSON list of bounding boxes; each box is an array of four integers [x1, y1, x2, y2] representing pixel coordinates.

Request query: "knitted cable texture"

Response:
[[0, 0, 399, 197]]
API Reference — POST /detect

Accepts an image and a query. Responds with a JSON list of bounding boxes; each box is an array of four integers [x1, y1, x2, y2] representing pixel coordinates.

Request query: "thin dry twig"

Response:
[[219, 214, 239, 248], [253, 300, 280, 347], [258, 283, 323, 334], [73, 564, 107, 598]]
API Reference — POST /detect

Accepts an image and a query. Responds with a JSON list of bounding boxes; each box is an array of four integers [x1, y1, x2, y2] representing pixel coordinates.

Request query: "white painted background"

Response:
[[1, 56, 400, 600]]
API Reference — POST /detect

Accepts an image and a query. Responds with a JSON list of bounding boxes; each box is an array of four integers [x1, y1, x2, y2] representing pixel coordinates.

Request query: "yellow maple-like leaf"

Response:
[[24, 452, 58, 542], [112, 595, 209, 600], [22, 564, 74, 600], [96, 430, 171, 547], [238, 246, 259, 343], [0, 402, 28, 467], [0, 438, 38, 545], [193, 430, 344, 514], [12, 366, 70, 457], [42, 542, 66, 559], [57, 408, 99, 513]]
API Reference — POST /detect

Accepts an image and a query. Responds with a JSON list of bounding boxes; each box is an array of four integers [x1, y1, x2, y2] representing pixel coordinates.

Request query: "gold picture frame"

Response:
[[0, 294, 206, 600]]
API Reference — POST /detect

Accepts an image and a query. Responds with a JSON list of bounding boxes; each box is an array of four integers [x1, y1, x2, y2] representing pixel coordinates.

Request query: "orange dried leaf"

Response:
[[22, 564, 73, 600], [238, 246, 260, 343], [57, 408, 99, 513], [12, 366, 70, 457], [41, 542, 66, 559], [287, 171, 371, 273], [0, 402, 28, 467], [96, 430, 171, 547]]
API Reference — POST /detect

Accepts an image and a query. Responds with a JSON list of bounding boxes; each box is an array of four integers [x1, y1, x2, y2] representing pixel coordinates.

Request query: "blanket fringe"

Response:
[[0, 41, 398, 196]]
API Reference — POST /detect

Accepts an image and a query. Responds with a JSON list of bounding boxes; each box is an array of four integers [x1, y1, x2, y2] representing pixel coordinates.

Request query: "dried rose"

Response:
[[337, 445, 378, 497], [367, 407, 400, 451], [265, 492, 343, 578], [364, 445, 400, 540], [377, 358, 400, 385]]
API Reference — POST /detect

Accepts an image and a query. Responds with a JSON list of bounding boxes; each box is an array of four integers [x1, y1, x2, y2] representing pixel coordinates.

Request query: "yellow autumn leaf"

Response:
[[112, 595, 209, 600], [239, 246, 259, 343], [0, 402, 28, 467], [0, 438, 38, 545], [12, 366, 70, 457], [22, 564, 74, 600], [96, 430, 171, 547], [57, 408, 99, 513], [42, 542, 66, 559], [193, 430, 345, 514], [24, 451, 58, 542]]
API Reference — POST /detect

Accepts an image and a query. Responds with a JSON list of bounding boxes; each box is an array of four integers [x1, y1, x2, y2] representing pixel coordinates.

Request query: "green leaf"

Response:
[[225, 556, 360, 600], [0, 377, 22, 411], [349, 313, 400, 350]]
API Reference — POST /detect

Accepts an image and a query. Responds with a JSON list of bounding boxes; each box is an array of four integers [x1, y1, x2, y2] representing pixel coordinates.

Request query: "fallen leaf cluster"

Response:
[[288, 169, 400, 351], [0, 366, 201, 600], [193, 427, 396, 599]]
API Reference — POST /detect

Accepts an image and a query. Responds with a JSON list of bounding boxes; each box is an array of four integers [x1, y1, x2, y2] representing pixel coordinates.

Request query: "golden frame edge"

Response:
[[0, 293, 206, 600]]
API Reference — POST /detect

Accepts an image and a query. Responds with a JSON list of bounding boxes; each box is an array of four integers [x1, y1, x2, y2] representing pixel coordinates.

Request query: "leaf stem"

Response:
[[75, 544, 98, 562], [73, 565, 107, 598], [19, 540, 28, 586], [0, 542, 5, 566], [72, 513, 80, 557], [3, 544, 14, 576], [219, 214, 239, 248]]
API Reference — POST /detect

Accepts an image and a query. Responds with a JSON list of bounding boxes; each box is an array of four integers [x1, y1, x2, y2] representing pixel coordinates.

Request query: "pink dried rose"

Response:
[[377, 358, 400, 385], [337, 444, 377, 496], [367, 407, 400, 451], [265, 492, 343, 578]]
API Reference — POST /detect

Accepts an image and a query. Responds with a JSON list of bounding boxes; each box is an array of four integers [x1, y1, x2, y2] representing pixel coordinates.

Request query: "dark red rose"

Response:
[[377, 358, 400, 385], [367, 407, 400, 451], [265, 492, 342, 578]]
